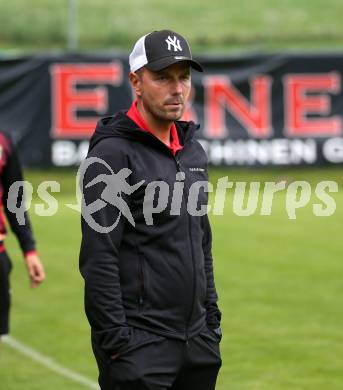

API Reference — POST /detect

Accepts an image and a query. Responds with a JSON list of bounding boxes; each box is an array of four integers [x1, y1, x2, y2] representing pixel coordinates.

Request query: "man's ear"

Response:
[[129, 71, 143, 97]]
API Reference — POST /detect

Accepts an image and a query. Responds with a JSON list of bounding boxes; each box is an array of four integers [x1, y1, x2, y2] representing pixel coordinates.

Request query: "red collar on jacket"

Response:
[[126, 100, 183, 156]]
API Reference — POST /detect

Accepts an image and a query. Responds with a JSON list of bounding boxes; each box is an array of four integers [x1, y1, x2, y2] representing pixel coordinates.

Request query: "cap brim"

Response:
[[145, 56, 203, 72]]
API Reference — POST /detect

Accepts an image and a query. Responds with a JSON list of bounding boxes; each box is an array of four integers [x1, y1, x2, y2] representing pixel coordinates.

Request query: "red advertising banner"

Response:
[[0, 53, 342, 167]]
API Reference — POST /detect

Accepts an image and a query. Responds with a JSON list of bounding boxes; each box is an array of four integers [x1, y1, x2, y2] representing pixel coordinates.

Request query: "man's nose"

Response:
[[171, 79, 183, 95]]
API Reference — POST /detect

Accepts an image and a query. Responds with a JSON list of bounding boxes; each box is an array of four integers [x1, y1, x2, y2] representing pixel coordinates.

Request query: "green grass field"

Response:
[[1, 0, 343, 52], [0, 168, 342, 389]]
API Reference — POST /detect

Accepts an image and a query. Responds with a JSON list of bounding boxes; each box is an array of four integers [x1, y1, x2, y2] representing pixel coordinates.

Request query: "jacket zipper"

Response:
[[175, 152, 196, 346], [136, 130, 197, 344]]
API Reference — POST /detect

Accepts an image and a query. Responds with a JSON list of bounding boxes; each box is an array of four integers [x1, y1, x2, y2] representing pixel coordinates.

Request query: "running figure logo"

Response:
[[78, 157, 144, 233], [86, 168, 143, 226]]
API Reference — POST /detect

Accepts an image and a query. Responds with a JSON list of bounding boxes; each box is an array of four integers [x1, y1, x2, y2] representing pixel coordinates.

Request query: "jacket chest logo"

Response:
[[189, 167, 205, 172]]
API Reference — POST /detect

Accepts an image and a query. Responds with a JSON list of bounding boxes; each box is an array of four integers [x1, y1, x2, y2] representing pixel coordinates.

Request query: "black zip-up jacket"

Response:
[[79, 112, 221, 356]]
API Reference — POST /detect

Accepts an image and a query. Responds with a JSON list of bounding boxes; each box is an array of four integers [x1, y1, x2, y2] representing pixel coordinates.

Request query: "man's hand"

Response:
[[24, 252, 45, 288]]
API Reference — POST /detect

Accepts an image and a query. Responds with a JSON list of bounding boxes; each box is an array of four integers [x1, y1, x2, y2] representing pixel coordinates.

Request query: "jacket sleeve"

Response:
[[202, 213, 222, 331], [2, 142, 36, 255], [79, 145, 132, 355]]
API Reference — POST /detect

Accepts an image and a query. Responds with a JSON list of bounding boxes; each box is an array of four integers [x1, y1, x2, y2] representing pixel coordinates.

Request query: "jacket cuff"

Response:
[[93, 325, 133, 355], [24, 250, 38, 258], [209, 326, 222, 342], [206, 310, 221, 330]]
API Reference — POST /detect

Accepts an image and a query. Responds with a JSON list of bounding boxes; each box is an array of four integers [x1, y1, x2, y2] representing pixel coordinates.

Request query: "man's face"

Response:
[[132, 62, 191, 122]]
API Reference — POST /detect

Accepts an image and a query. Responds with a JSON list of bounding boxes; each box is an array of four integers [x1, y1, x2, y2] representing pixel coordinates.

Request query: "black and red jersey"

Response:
[[0, 131, 36, 255]]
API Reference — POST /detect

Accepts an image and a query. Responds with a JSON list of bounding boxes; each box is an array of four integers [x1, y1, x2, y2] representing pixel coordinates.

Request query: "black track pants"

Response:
[[92, 327, 222, 390]]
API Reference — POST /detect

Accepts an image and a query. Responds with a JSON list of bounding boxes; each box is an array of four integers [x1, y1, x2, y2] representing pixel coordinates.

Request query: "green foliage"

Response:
[[0, 0, 343, 52]]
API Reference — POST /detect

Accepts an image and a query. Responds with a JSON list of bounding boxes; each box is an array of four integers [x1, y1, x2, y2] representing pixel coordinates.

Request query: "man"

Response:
[[0, 131, 45, 338], [80, 30, 222, 390]]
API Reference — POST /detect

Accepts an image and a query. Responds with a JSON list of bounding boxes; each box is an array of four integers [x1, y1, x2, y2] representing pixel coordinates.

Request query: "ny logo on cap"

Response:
[[165, 36, 182, 52]]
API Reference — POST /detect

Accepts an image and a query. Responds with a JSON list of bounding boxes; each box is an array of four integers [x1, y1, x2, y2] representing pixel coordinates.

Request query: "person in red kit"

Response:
[[0, 131, 45, 338], [80, 30, 222, 389]]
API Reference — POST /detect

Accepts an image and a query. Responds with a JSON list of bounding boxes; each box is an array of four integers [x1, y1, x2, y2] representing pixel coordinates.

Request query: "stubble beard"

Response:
[[145, 98, 184, 123]]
